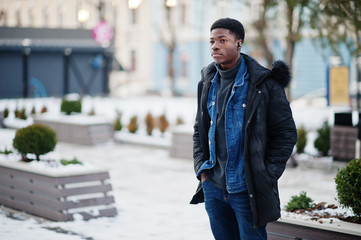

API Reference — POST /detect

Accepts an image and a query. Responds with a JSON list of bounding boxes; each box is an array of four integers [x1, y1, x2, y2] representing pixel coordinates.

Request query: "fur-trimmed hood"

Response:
[[270, 60, 291, 87]]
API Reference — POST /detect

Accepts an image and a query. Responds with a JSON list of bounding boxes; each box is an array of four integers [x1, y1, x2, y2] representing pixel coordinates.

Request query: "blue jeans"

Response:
[[202, 180, 267, 240]]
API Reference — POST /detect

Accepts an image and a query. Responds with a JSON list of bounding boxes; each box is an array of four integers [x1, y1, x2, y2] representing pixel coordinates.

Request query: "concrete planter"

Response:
[[34, 114, 114, 145], [169, 125, 193, 159], [267, 215, 361, 240], [0, 161, 117, 221]]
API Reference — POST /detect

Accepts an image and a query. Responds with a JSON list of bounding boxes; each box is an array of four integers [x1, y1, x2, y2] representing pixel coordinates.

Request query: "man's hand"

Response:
[[201, 173, 207, 183]]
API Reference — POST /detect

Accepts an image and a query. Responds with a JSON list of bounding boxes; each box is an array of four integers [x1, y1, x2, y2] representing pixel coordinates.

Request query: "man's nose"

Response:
[[211, 43, 219, 50]]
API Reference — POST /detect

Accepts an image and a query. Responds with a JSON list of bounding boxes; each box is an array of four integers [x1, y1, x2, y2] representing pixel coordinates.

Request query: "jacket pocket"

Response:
[[232, 99, 247, 128]]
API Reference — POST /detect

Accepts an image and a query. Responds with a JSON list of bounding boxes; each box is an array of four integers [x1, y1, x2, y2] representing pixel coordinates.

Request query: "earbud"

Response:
[[237, 43, 241, 47]]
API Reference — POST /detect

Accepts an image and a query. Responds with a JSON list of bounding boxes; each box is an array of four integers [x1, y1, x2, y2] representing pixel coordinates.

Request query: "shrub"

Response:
[[18, 107, 27, 120], [31, 106, 36, 115], [114, 111, 123, 131], [0, 147, 12, 155], [88, 107, 96, 116], [145, 112, 155, 136], [335, 158, 361, 218], [285, 191, 314, 212], [60, 157, 83, 166], [3, 108, 9, 118], [296, 126, 307, 154], [14, 107, 20, 118], [158, 114, 169, 134], [314, 121, 330, 156], [176, 117, 185, 125], [61, 99, 82, 115], [13, 124, 57, 161], [40, 106, 48, 113], [114, 116, 122, 131], [128, 115, 138, 133]]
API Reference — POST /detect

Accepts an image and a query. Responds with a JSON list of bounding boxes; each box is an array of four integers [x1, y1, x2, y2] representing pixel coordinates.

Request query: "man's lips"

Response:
[[211, 53, 222, 57]]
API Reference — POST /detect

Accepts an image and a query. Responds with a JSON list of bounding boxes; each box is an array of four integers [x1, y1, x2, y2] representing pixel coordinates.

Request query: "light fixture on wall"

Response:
[[165, 0, 177, 7], [128, 0, 142, 9], [78, 8, 89, 24]]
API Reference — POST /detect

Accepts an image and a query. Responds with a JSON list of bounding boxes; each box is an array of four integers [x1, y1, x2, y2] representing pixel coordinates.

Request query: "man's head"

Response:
[[209, 18, 245, 70], [210, 18, 245, 42]]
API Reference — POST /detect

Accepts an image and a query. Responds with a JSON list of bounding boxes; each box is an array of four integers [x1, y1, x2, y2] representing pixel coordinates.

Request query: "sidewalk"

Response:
[[0, 129, 341, 240]]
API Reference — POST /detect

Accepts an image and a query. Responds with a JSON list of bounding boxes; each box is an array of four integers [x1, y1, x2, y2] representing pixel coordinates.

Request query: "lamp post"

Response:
[[164, 0, 177, 95]]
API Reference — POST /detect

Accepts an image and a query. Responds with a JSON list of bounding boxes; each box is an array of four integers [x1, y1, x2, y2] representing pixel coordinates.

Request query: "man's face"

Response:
[[210, 28, 241, 70]]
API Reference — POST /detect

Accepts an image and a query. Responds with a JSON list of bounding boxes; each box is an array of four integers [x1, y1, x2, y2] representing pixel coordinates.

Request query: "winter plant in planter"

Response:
[[335, 158, 361, 222], [128, 115, 139, 133], [0, 123, 117, 221], [61, 98, 82, 115], [13, 123, 57, 161], [145, 112, 155, 136]]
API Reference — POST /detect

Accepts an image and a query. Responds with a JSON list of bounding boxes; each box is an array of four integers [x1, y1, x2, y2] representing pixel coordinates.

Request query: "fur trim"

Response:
[[270, 61, 291, 87]]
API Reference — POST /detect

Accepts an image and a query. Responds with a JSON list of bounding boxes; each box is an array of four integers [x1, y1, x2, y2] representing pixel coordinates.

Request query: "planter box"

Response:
[[169, 125, 193, 159], [34, 114, 114, 145], [267, 215, 361, 240], [0, 161, 117, 221], [330, 126, 357, 161]]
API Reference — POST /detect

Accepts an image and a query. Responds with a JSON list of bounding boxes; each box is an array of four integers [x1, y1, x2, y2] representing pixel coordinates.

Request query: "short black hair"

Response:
[[210, 18, 245, 42]]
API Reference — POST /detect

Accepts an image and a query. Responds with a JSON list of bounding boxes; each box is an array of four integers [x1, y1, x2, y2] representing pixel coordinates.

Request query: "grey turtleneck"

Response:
[[207, 57, 242, 190]]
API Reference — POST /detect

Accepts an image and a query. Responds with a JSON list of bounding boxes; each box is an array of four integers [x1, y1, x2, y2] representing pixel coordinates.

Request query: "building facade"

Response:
[[0, 0, 353, 99]]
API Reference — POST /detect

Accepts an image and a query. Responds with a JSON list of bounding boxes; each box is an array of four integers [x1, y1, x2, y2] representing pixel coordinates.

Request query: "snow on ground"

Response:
[[0, 95, 353, 239]]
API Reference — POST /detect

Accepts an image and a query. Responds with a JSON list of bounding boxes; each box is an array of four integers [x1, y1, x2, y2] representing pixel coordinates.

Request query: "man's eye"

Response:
[[220, 39, 226, 43], [210, 41, 214, 44]]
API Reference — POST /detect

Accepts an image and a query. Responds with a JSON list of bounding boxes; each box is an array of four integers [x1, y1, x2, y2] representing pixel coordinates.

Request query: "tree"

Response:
[[309, 1, 361, 109], [309, 0, 361, 57], [162, 0, 177, 96], [250, 0, 277, 68], [248, 0, 311, 100]]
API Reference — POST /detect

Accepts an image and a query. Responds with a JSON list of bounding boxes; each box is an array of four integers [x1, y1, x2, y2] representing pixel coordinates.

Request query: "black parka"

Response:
[[190, 53, 297, 228]]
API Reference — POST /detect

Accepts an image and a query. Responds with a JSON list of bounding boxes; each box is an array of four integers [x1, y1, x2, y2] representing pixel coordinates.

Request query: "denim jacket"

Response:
[[197, 56, 249, 193]]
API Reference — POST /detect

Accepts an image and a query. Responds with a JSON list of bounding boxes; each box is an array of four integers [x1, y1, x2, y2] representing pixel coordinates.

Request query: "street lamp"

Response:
[[78, 8, 90, 26], [165, 0, 177, 8], [128, 0, 142, 9]]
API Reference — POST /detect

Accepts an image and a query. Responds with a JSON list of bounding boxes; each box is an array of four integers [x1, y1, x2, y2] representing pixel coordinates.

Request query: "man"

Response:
[[190, 18, 297, 239]]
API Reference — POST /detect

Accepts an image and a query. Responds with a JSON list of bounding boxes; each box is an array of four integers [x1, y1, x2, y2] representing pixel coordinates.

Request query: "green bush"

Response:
[[314, 121, 330, 156], [60, 157, 83, 166], [61, 99, 82, 115], [0, 147, 12, 155], [285, 191, 314, 212], [145, 112, 155, 136], [31, 106, 36, 115], [128, 115, 138, 133], [296, 126, 307, 154], [13, 124, 57, 161], [335, 158, 361, 218]]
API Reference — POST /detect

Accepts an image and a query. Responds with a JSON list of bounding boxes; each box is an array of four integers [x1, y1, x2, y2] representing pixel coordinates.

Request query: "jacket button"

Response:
[[212, 101, 215, 106], [242, 103, 246, 107], [209, 141, 211, 145], [250, 194, 253, 198], [210, 120, 213, 124], [258, 90, 261, 94]]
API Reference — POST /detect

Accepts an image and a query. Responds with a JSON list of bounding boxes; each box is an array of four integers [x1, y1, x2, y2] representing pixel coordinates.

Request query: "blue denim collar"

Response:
[[211, 55, 247, 86]]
